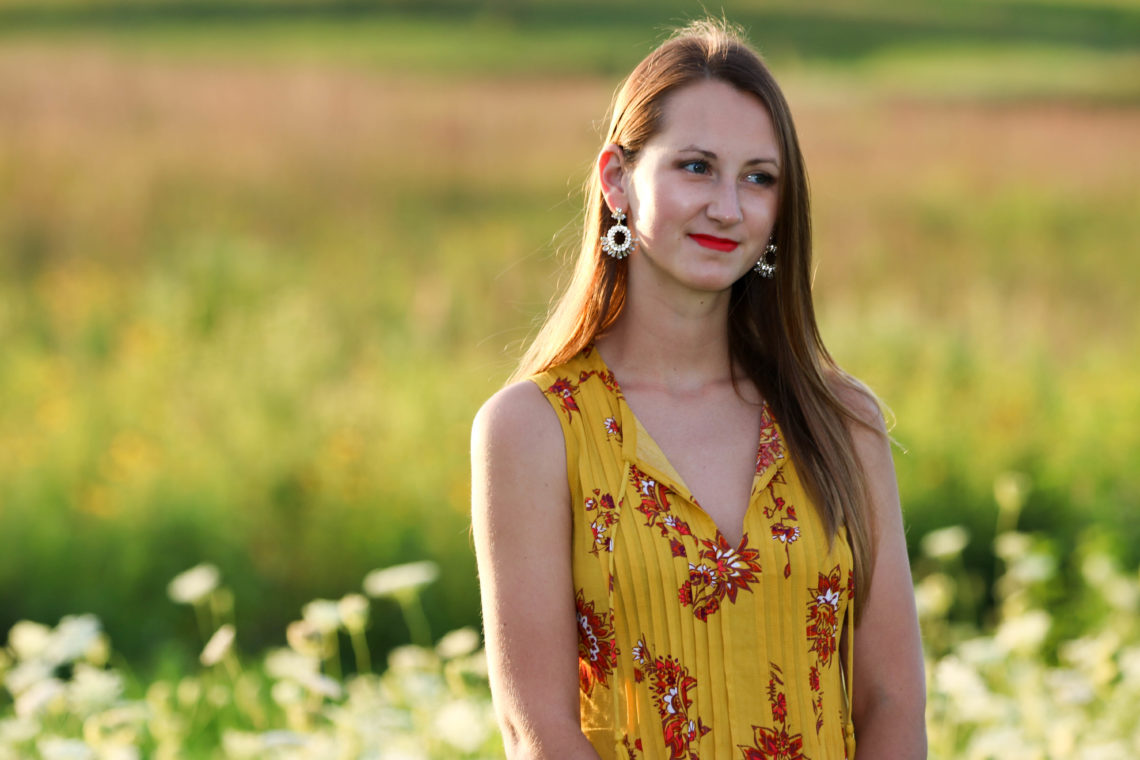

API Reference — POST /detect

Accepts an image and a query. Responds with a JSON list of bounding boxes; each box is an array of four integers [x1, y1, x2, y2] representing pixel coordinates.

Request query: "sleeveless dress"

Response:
[[532, 346, 857, 760]]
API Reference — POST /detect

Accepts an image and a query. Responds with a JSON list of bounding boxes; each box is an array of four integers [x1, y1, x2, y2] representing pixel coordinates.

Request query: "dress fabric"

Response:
[[532, 346, 857, 760]]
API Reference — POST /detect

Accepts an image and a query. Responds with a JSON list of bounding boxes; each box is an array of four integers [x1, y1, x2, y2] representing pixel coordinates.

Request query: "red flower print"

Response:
[[739, 664, 806, 760], [603, 416, 623, 441], [632, 638, 710, 760], [807, 665, 824, 734], [806, 565, 844, 668], [763, 490, 800, 579], [576, 591, 618, 696], [771, 691, 788, 724], [754, 404, 785, 474], [630, 465, 693, 540], [679, 533, 762, 621], [584, 489, 619, 555], [578, 368, 622, 395], [739, 726, 806, 760], [546, 377, 579, 417]]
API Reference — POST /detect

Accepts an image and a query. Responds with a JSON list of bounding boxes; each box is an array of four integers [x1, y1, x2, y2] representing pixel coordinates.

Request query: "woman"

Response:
[[472, 19, 926, 760]]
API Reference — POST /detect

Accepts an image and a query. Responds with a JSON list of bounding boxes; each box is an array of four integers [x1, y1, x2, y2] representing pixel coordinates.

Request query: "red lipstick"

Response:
[[689, 234, 739, 252]]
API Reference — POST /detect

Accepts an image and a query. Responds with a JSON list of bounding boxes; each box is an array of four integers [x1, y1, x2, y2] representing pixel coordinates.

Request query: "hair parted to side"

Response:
[[511, 18, 878, 617]]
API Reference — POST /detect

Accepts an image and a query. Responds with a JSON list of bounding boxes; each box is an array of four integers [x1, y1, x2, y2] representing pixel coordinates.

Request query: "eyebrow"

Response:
[[680, 145, 779, 167]]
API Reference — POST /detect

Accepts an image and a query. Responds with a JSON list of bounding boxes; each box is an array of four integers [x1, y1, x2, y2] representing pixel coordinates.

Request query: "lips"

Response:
[[689, 234, 739, 252]]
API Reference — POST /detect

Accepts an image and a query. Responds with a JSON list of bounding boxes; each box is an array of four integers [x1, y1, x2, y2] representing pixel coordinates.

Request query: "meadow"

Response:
[[1, 0, 1138, 756]]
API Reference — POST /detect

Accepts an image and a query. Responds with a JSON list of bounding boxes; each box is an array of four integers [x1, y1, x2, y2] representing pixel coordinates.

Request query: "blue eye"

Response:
[[746, 172, 776, 186], [680, 160, 710, 174]]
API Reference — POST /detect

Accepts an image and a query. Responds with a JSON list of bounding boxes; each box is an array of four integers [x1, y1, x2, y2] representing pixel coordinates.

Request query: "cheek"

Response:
[[633, 184, 690, 232]]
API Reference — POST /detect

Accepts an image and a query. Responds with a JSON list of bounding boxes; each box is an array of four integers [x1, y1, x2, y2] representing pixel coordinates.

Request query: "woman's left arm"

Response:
[[847, 398, 928, 758]]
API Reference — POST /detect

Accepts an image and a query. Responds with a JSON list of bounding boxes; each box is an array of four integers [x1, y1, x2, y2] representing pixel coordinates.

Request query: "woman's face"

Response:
[[614, 78, 780, 298]]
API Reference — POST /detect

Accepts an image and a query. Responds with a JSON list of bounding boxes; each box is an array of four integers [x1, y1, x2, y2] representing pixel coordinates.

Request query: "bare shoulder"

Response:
[[471, 379, 568, 526], [472, 379, 564, 461]]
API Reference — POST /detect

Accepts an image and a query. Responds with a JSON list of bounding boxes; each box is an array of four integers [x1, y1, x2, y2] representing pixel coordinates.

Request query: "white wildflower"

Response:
[[44, 615, 101, 666], [1046, 668, 1094, 705], [222, 730, 264, 759], [285, 620, 329, 659], [270, 679, 304, 707], [301, 600, 341, 635], [167, 563, 221, 605], [995, 609, 1051, 655], [0, 716, 39, 744], [4, 659, 53, 696], [262, 731, 307, 749], [67, 663, 123, 716], [84, 633, 111, 668], [337, 593, 370, 633], [993, 531, 1032, 561], [1061, 632, 1120, 687], [933, 656, 997, 721], [921, 526, 969, 559], [376, 736, 430, 760], [967, 725, 1039, 760], [1104, 575, 1139, 613], [7, 620, 52, 662], [36, 737, 94, 760], [455, 649, 490, 678], [913, 573, 955, 619], [387, 645, 438, 673], [95, 747, 139, 760], [433, 699, 490, 753], [82, 703, 148, 747], [363, 561, 439, 598], [200, 625, 236, 667], [264, 648, 319, 682], [295, 671, 344, 701], [1007, 552, 1056, 585], [1118, 646, 1140, 685], [436, 627, 481, 659], [15, 677, 66, 719], [955, 636, 1004, 666]]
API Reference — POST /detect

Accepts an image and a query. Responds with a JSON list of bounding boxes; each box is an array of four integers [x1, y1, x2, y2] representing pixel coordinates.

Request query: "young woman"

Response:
[[472, 20, 926, 760]]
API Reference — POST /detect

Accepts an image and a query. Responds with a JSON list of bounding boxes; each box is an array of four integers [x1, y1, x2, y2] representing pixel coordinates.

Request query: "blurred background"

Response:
[[0, 0, 1138, 756]]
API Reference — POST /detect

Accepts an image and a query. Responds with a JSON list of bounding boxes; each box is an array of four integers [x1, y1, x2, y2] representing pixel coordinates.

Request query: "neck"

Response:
[[597, 284, 734, 394]]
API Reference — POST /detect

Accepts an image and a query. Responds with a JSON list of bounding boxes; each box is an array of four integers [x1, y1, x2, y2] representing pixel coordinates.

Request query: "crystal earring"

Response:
[[601, 207, 637, 259], [753, 239, 777, 278]]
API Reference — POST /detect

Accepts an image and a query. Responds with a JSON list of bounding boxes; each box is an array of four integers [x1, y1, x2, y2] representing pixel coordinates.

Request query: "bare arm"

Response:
[[471, 381, 601, 760], [845, 394, 928, 758]]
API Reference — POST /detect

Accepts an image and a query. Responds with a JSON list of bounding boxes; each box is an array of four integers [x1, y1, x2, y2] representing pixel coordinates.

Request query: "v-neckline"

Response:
[[588, 345, 785, 544]]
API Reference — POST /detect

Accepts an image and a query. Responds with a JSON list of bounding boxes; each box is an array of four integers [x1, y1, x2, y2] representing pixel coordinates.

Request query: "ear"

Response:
[[596, 143, 631, 214]]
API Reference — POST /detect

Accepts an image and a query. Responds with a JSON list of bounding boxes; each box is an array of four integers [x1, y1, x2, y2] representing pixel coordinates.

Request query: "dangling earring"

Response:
[[601, 207, 637, 259], [753, 239, 777, 278]]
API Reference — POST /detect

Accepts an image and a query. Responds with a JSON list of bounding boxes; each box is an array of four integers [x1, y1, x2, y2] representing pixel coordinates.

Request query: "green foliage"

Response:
[[0, 1, 1137, 743]]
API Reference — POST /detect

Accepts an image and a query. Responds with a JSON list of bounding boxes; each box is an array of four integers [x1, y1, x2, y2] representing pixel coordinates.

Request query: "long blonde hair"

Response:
[[513, 19, 877, 616]]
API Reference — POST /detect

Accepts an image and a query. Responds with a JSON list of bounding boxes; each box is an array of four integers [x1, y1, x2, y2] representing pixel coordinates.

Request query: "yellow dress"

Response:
[[532, 346, 856, 760]]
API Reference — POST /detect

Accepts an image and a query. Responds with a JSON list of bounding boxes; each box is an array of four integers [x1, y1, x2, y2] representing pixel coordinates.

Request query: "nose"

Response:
[[706, 179, 743, 225]]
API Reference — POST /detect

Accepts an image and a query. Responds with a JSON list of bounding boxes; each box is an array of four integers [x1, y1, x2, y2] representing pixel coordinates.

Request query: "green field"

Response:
[[1, 1, 1139, 756]]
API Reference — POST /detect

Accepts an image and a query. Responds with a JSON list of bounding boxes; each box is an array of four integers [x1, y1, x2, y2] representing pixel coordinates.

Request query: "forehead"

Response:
[[651, 78, 777, 153]]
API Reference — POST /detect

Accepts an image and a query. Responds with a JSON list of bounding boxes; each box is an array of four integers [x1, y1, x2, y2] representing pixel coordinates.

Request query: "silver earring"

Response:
[[753, 239, 777, 278], [601, 207, 637, 259]]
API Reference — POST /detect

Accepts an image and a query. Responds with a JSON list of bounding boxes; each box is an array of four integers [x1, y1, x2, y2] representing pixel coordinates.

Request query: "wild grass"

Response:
[[0, 3, 1138, 752], [1, 36, 1138, 660]]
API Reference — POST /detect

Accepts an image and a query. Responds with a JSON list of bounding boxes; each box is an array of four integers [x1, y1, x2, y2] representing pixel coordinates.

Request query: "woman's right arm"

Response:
[[471, 381, 601, 759]]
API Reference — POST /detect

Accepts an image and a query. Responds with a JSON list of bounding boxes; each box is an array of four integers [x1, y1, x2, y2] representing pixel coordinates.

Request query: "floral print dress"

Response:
[[533, 347, 857, 760]]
